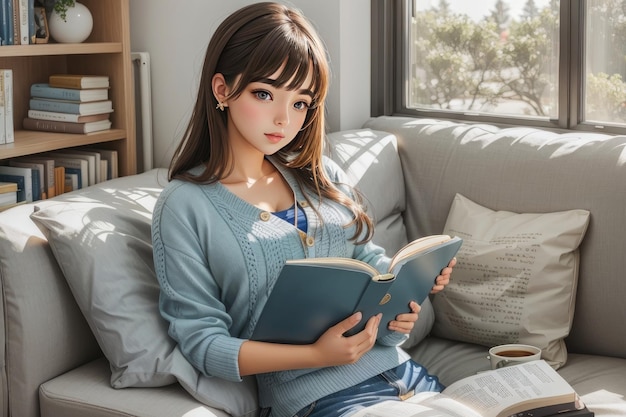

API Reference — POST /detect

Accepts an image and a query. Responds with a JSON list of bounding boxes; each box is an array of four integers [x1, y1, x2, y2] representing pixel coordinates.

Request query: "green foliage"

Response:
[[411, 10, 501, 110], [410, 1, 626, 123], [53, 0, 76, 22], [586, 72, 626, 122]]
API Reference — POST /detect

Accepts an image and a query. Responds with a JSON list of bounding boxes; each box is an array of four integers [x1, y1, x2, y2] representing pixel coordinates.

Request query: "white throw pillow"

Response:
[[30, 169, 259, 417], [432, 193, 590, 368]]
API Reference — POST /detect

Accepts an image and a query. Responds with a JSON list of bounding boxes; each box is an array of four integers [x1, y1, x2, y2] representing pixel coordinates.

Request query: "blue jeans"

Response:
[[260, 359, 444, 417]]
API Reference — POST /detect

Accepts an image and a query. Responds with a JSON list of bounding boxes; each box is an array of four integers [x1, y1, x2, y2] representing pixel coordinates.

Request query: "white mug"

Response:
[[488, 344, 541, 369]]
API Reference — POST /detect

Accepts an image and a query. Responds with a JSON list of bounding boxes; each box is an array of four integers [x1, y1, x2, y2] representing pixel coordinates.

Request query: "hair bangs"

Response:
[[234, 25, 327, 106]]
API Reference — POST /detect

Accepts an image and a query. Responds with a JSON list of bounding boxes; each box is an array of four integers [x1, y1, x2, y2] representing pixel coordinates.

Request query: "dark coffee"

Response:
[[497, 350, 535, 357]]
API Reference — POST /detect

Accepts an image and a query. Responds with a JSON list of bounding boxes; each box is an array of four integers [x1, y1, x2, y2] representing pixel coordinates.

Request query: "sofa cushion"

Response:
[[30, 169, 258, 417], [432, 193, 590, 368], [0, 203, 102, 417], [326, 129, 408, 254], [40, 358, 231, 417], [363, 116, 626, 360]]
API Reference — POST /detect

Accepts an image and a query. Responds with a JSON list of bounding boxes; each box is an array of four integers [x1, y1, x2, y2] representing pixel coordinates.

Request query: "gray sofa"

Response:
[[0, 116, 624, 417]]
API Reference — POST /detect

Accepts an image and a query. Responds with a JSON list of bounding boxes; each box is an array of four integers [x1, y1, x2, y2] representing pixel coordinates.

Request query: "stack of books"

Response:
[[24, 74, 113, 134]]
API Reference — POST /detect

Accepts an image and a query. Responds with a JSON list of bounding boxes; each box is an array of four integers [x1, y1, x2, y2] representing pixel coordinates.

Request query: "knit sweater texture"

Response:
[[152, 157, 414, 417]]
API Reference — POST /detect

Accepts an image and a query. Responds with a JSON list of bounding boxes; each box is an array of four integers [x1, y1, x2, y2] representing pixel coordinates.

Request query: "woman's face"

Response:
[[225, 67, 314, 156]]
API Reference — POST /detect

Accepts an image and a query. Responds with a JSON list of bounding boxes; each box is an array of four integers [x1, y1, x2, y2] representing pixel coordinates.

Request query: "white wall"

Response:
[[129, 0, 371, 168]]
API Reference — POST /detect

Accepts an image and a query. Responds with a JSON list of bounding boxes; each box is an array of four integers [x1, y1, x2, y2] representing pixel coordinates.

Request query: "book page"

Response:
[[389, 235, 452, 271], [351, 392, 480, 417], [285, 257, 382, 277], [434, 360, 575, 417]]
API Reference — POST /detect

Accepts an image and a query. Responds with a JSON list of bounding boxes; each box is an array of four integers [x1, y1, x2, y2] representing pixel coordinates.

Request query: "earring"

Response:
[[216, 102, 226, 111]]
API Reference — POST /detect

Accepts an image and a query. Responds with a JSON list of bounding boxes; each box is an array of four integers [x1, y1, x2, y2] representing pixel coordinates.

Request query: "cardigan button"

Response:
[[305, 236, 315, 247], [300, 200, 309, 208], [260, 211, 271, 221]]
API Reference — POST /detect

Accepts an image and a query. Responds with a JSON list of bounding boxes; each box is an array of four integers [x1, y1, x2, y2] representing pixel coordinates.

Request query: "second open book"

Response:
[[352, 360, 590, 417], [251, 234, 463, 344]]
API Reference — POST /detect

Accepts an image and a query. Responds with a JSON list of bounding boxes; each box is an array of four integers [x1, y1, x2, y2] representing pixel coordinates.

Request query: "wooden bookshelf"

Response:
[[0, 0, 136, 177]]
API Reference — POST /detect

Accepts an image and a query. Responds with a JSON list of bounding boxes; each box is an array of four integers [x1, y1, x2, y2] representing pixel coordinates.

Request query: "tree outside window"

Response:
[[408, 0, 626, 126]]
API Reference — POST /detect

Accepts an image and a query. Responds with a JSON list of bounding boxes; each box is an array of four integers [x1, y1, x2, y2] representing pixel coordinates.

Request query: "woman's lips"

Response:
[[265, 133, 284, 143]]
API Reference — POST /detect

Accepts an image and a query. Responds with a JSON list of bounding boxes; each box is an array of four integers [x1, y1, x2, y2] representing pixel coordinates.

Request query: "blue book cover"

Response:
[[29, 168, 40, 200], [251, 235, 463, 344], [0, 0, 8, 45], [29, 98, 113, 116], [6, 0, 13, 45], [0, 174, 25, 202], [30, 83, 109, 102], [27, 0, 34, 44]]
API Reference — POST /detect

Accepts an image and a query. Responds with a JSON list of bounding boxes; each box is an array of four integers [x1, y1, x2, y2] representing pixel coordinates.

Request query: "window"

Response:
[[372, 0, 626, 133]]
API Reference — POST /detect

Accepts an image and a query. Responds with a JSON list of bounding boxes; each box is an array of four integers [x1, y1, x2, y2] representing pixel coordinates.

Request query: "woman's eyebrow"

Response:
[[256, 77, 314, 98]]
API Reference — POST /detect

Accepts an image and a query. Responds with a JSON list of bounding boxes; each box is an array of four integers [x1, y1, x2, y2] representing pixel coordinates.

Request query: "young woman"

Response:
[[152, 3, 455, 417]]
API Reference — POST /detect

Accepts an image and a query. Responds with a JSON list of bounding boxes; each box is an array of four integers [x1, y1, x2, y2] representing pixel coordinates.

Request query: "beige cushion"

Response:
[[432, 193, 590, 368], [30, 169, 258, 417]]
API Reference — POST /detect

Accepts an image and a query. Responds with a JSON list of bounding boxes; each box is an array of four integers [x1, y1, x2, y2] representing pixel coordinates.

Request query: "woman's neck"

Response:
[[221, 157, 277, 187]]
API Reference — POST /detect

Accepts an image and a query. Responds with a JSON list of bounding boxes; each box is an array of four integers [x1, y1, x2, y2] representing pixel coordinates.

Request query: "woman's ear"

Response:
[[212, 73, 229, 108]]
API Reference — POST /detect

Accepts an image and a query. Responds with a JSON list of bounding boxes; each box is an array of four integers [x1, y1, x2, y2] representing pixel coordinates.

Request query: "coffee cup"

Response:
[[488, 344, 541, 369]]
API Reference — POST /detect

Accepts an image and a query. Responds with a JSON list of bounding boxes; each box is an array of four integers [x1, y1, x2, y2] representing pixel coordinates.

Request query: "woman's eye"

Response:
[[254, 90, 271, 101], [294, 101, 310, 111]]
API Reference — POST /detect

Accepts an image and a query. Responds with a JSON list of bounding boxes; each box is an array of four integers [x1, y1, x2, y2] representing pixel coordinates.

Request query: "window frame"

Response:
[[371, 0, 626, 135]]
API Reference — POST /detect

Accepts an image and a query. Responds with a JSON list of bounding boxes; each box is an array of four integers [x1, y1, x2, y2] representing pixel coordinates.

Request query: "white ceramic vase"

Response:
[[48, 2, 93, 43]]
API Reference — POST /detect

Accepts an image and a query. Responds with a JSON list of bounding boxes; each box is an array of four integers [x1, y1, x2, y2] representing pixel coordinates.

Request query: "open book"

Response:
[[251, 235, 462, 344], [352, 360, 590, 417]]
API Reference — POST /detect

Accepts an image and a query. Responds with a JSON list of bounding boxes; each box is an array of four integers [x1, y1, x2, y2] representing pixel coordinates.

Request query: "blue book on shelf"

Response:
[[28, 0, 35, 44], [30, 169, 40, 201], [29, 98, 113, 116], [30, 83, 109, 102], [0, 0, 7, 45], [0, 174, 25, 202], [5, 0, 14, 45]]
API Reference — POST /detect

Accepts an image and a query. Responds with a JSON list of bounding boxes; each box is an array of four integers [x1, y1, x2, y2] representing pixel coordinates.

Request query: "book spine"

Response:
[[10, 0, 18, 46], [42, 160, 55, 198], [29, 98, 80, 114], [48, 76, 83, 89], [28, 109, 81, 122], [30, 84, 82, 101], [27, 0, 33, 43], [54, 166, 65, 196], [29, 168, 40, 201], [3, 69, 14, 144], [0, 0, 8, 45], [23, 117, 86, 134], [18, 0, 27, 44], [0, 73, 5, 145]]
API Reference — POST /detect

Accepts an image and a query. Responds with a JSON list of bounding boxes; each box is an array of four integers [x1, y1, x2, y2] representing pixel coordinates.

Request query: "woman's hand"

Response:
[[388, 301, 420, 334], [431, 257, 456, 294], [311, 312, 381, 367]]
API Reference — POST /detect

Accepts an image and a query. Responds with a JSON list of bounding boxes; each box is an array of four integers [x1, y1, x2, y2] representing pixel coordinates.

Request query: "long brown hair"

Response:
[[169, 2, 373, 244]]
